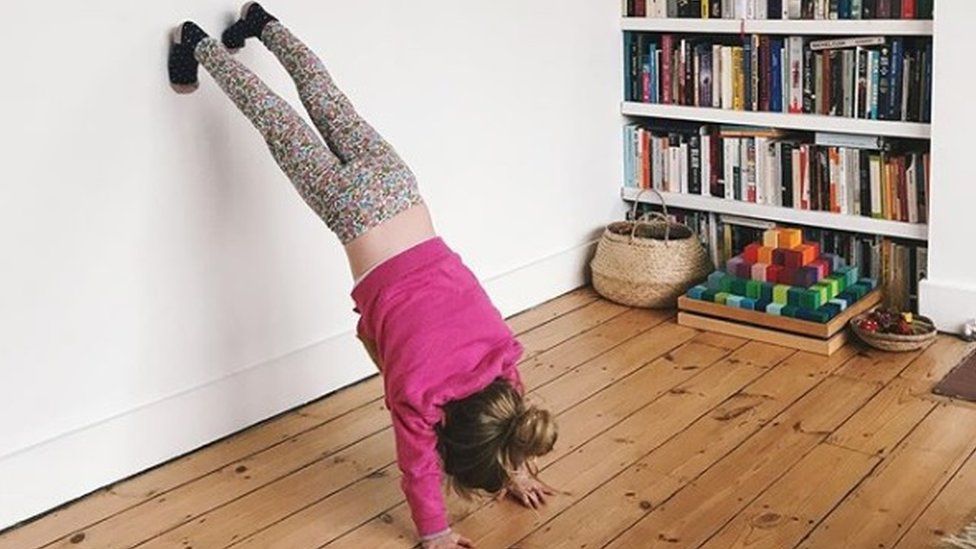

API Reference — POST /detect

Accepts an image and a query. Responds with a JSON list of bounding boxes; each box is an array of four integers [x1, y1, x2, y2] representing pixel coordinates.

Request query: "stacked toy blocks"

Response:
[[686, 228, 878, 324]]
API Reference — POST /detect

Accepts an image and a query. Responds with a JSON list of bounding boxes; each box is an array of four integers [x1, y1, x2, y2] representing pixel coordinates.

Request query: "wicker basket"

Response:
[[850, 314, 938, 352], [591, 189, 713, 308]]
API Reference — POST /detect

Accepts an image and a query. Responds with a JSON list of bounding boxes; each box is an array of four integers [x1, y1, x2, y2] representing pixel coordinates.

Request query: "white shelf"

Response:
[[621, 17, 934, 36], [621, 187, 929, 241], [621, 102, 931, 139]]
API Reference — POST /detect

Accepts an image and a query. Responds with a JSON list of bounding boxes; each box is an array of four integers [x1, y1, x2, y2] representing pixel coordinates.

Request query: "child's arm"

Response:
[[388, 399, 456, 544]]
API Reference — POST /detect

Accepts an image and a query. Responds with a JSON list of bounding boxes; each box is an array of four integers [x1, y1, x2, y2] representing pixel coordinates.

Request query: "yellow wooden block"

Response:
[[779, 228, 803, 249], [763, 229, 780, 248]]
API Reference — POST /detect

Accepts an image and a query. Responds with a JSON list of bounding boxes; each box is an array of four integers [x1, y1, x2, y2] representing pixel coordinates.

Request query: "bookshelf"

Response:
[[620, 16, 933, 244], [621, 187, 929, 240], [622, 101, 930, 138], [621, 17, 934, 36]]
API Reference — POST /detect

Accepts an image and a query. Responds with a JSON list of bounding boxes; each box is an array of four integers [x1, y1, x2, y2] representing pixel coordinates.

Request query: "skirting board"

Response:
[[0, 239, 597, 531], [920, 278, 976, 335]]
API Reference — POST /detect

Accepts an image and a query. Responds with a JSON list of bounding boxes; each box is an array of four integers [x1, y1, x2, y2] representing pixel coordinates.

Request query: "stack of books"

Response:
[[623, 123, 929, 223], [625, 33, 933, 122], [624, 0, 934, 19]]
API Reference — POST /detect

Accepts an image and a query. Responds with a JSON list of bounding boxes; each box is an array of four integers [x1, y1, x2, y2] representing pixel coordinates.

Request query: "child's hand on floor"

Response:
[[421, 530, 474, 549], [500, 467, 556, 509]]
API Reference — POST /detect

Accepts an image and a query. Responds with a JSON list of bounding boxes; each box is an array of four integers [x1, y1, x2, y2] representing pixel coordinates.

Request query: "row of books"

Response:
[[624, 33, 933, 123], [624, 0, 934, 19], [632, 207, 927, 312], [623, 122, 929, 223]]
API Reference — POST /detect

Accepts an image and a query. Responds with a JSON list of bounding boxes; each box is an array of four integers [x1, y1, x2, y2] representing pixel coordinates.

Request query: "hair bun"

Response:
[[510, 405, 558, 460]]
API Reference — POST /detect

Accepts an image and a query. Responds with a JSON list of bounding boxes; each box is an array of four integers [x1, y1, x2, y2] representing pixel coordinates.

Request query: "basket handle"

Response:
[[629, 188, 673, 244]]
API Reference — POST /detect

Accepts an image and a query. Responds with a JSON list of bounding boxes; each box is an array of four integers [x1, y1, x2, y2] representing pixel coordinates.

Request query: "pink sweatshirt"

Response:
[[351, 237, 524, 538]]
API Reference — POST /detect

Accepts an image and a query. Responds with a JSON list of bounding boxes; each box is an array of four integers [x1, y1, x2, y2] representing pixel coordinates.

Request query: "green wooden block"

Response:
[[701, 289, 718, 302], [811, 283, 830, 306], [787, 287, 805, 307], [822, 278, 840, 299], [745, 280, 762, 300], [799, 289, 822, 311], [828, 273, 848, 292], [731, 277, 749, 296], [720, 276, 734, 293], [715, 292, 731, 305], [760, 282, 775, 302], [773, 285, 791, 305], [781, 305, 799, 318]]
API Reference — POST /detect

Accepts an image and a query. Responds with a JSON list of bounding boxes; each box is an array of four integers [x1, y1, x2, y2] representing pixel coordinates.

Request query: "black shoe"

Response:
[[168, 22, 209, 93], [222, 2, 277, 50]]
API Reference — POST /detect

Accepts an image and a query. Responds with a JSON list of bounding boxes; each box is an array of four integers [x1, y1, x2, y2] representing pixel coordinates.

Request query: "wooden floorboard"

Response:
[[4, 291, 976, 549]]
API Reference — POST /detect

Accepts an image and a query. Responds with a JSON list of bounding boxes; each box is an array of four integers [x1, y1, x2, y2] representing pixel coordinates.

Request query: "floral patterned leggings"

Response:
[[193, 22, 423, 244]]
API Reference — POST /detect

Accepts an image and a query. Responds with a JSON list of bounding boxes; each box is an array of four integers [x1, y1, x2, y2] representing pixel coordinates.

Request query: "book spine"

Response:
[[888, 39, 902, 120], [771, 38, 783, 113], [870, 50, 881, 120], [662, 35, 674, 104], [690, 135, 702, 194], [803, 47, 815, 113], [742, 40, 753, 111], [902, 0, 915, 19], [788, 37, 804, 113]]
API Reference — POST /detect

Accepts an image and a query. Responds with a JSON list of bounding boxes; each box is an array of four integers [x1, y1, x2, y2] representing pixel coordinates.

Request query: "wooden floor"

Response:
[[4, 288, 976, 549]]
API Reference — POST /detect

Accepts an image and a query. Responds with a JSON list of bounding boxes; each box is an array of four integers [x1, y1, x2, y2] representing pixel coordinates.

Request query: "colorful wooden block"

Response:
[[821, 253, 846, 271], [797, 308, 831, 323], [811, 283, 830, 305], [707, 271, 726, 291], [802, 241, 821, 259], [742, 243, 761, 263], [727, 295, 744, 308], [763, 229, 781, 248], [781, 305, 800, 318], [739, 297, 757, 310], [731, 277, 749, 296], [779, 267, 798, 286], [829, 298, 848, 311], [766, 264, 783, 284], [800, 289, 822, 310], [827, 273, 848, 292], [822, 278, 841, 298], [715, 292, 731, 305], [784, 249, 805, 269], [757, 246, 774, 264], [779, 228, 803, 249], [687, 285, 708, 300], [702, 289, 718, 302], [771, 248, 787, 267], [795, 244, 818, 266], [809, 259, 831, 279], [797, 266, 820, 288], [745, 280, 762, 299], [726, 256, 744, 276], [766, 303, 784, 315], [820, 303, 842, 319], [787, 287, 806, 307], [754, 299, 771, 312], [836, 266, 859, 287], [751, 263, 769, 282], [773, 285, 791, 305], [859, 278, 878, 290], [760, 282, 775, 302]]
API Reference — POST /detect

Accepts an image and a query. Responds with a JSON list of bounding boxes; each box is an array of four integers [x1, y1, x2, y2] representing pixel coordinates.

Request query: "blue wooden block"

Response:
[[781, 305, 800, 318], [687, 285, 708, 300], [766, 303, 785, 316], [754, 299, 771, 312], [820, 303, 842, 320], [739, 297, 757, 310], [829, 298, 848, 311], [727, 295, 744, 308], [707, 271, 727, 291]]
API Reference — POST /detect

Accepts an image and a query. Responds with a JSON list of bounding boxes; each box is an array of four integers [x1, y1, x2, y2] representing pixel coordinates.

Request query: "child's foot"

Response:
[[168, 22, 209, 94], [222, 2, 278, 51]]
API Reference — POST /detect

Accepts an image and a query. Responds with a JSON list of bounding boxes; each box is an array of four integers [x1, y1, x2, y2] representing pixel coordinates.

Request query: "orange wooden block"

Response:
[[757, 246, 774, 264], [763, 229, 780, 248], [779, 228, 803, 249], [795, 244, 818, 266]]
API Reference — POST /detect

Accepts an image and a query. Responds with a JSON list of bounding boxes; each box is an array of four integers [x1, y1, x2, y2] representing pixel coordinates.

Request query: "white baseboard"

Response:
[[920, 278, 976, 334], [0, 240, 596, 531]]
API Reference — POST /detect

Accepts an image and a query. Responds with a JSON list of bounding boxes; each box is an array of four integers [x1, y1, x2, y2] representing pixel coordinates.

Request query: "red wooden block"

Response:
[[766, 264, 783, 283], [772, 248, 787, 266], [742, 243, 761, 263], [778, 266, 798, 285], [784, 249, 805, 269]]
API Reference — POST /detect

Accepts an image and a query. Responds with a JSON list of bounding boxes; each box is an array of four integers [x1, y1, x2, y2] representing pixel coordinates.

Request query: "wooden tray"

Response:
[[677, 289, 883, 339], [678, 312, 850, 356]]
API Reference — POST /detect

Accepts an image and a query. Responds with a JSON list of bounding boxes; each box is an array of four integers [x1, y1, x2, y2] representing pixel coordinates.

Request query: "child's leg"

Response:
[[258, 21, 393, 163], [254, 22, 431, 275], [193, 38, 340, 221]]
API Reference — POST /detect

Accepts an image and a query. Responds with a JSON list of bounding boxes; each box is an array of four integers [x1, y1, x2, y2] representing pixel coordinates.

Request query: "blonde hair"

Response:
[[435, 379, 557, 497]]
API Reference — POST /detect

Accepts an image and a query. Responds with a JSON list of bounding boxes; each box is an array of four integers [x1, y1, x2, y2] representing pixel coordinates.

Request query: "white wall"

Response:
[[920, 2, 976, 333], [0, 1, 621, 528]]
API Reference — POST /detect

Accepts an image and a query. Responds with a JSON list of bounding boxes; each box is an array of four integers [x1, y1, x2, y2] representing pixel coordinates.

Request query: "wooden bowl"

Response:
[[850, 314, 937, 352]]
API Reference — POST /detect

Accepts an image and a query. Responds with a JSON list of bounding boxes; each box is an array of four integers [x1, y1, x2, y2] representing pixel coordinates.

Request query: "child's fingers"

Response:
[[534, 487, 548, 505], [457, 535, 475, 548]]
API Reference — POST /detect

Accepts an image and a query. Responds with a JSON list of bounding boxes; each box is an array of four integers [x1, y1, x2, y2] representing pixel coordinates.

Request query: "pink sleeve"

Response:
[[389, 401, 450, 538]]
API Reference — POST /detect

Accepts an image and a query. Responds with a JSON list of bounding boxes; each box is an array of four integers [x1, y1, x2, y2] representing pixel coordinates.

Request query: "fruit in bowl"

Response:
[[855, 309, 924, 336]]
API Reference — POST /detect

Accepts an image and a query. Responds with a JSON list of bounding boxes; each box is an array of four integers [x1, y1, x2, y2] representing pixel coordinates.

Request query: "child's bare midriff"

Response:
[[344, 202, 437, 282]]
